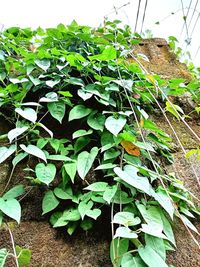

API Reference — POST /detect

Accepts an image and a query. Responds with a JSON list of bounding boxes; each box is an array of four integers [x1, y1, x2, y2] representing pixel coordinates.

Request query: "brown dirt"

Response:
[[0, 221, 111, 267]]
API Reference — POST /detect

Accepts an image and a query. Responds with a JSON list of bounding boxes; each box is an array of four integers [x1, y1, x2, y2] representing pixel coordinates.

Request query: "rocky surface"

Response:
[[130, 38, 192, 81]]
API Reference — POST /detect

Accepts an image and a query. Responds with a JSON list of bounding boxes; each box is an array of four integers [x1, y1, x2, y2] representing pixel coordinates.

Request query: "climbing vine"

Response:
[[0, 20, 199, 266]]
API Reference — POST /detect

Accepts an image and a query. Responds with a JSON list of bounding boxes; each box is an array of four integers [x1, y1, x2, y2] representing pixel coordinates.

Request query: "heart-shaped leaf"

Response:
[[114, 165, 152, 195], [0, 145, 17, 164], [42, 190, 59, 215], [114, 226, 138, 239], [3, 185, 25, 200], [64, 161, 77, 183], [77, 147, 98, 179], [8, 126, 29, 143], [78, 201, 93, 219], [87, 111, 106, 132], [105, 115, 126, 136], [35, 59, 50, 71], [35, 163, 56, 185], [68, 105, 92, 121], [0, 198, 21, 223], [47, 101, 65, 123], [113, 212, 141, 227], [85, 208, 101, 220], [20, 144, 46, 162]]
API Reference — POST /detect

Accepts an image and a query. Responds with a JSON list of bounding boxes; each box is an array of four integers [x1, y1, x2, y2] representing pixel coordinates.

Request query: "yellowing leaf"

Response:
[[121, 140, 140, 156]]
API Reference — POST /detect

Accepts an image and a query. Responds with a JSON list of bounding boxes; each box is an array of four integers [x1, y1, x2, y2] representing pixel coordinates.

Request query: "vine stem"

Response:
[[116, 55, 200, 248], [130, 54, 200, 188], [1, 163, 15, 196], [6, 224, 19, 267]]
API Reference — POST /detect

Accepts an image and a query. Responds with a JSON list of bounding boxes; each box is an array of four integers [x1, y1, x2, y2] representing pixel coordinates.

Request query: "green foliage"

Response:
[[0, 249, 8, 267], [16, 245, 32, 267], [0, 20, 199, 267]]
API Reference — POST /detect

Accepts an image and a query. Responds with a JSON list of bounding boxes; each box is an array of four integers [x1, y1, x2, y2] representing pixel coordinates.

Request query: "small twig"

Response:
[[6, 224, 19, 267]]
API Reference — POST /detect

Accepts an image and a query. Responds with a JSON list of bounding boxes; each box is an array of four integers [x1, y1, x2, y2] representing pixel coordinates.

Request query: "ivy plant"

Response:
[[0, 20, 199, 267]]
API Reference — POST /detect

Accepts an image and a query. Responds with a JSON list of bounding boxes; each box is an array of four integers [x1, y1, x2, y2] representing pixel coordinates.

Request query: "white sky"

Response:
[[0, 0, 200, 65]]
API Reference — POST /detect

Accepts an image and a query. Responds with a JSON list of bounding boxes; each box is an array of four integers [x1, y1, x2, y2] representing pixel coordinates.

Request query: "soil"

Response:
[[0, 222, 111, 267]]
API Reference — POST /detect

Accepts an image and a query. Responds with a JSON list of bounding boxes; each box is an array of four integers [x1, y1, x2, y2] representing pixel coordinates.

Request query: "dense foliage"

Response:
[[0, 20, 199, 266]]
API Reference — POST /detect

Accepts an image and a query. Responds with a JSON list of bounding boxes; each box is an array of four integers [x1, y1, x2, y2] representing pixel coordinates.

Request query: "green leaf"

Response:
[[0, 198, 21, 223], [3, 185, 25, 200], [47, 101, 65, 123], [15, 107, 37, 123], [0, 248, 8, 267], [37, 123, 53, 137], [16, 245, 32, 267], [152, 190, 174, 219], [134, 141, 155, 152], [20, 144, 46, 162], [137, 204, 163, 233], [12, 153, 28, 167], [85, 208, 101, 220], [113, 79, 133, 92], [103, 185, 118, 204], [110, 238, 129, 267], [78, 89, 92, 100], [105, 115, 126, 136], [87, 111, 105, 132], [72, 129, 93, 139], [64, 161, 77, 183], [49, 139, 60, 153], [166, 101, 184, 120], [95, 163, 117, 170], [74, 136, 90, 153], [121, 254, 146, 267], [35, 163, 56, 185], [180, 214, 199, 233], [85, 182, 108, 192], [67, 221, 79, 235], [35, 58, 50, 71], [54, 187, 73, 200], [80, 219, 93, 231], [42, 190, 59, 215], [138, 245, 168, 267], [8, 127, 29, 143], [68, 105, 92, 121], [65, 77, 85, 86], [53, 208, 81, 227], [114, 165, 152, 195], [39, 92, 58, 103], [77, 147, 98, 179], [141, 224, 166, 239], [0, 145, 17, 164], [46, 79, 60, 88], [29, 75, 41, 86], [88, 46, 117, 61], [114, 226, 138, 239], [145, 234, 166, 260], [47, 155, 71, 161], [104, 149, 120, 161], [159, 211, 175, 246], [37, 138, 49, 149], [113, 212, 141, 227], [78, 201, 93, 219]]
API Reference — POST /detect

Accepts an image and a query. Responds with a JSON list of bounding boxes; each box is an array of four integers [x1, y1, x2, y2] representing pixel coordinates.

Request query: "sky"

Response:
[[0, 0, 200, 65]]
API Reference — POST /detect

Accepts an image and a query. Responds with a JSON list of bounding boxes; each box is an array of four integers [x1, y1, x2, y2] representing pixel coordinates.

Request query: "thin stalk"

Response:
[[7, 224, 19, 267]]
